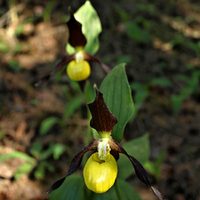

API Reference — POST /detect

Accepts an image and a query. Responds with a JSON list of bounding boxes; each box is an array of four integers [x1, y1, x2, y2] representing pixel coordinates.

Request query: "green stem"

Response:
[[115, 180, 122, 200], [82, 108, 92, 165]]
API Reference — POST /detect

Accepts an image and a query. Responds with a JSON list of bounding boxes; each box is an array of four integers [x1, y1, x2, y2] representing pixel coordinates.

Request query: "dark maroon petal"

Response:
[[109, 139, 164, 200], [88, 88, 117, 133], [35, 54, 75, 87], [48, 139, 99, 193], [83, 52, 111, 74], [110, 149, 119, 161], [67, 11, 87, 48]]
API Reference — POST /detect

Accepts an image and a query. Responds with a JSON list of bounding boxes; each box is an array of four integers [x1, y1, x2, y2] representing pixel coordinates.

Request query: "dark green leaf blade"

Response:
[[117, 179, 142, 200], [49, 174, 85, 200], [100, 64, 134, 143], [117, 134, 150, 179]]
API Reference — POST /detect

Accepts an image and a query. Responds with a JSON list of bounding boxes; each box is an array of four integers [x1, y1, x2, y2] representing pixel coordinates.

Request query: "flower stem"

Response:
[[115, 180, 122, 200]]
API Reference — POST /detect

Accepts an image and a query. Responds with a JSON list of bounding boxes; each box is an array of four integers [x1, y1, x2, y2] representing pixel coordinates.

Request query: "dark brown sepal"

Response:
[[109, 139, 164, 200], [48, 139, 100, 193], [83, 52, 111, 74], [35, 54, 75, 87], [67, 11, 87, 48], [88, 88, 117, 133]]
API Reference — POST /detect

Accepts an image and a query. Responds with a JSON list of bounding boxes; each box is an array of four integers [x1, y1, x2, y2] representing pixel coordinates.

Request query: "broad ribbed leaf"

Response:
[[100, 64, 134, 143], [117, 179, 142, 200], [49, 174, 85, 200], [67, 1, 102, 55], [117, 134, 149, 179]]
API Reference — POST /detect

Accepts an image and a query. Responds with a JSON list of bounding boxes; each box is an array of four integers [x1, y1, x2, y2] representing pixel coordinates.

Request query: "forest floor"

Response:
[[0, 0, 200, 200]]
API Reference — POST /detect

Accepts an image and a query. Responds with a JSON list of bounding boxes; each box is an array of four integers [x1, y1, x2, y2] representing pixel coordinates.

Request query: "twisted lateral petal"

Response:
[[48, 139, 100, 193], [109, 139, 164, 200], [35, 54, 75, 87], [67, 60, 90, 81], [83, 52, 110, 74], [83, 152, 117, 193]]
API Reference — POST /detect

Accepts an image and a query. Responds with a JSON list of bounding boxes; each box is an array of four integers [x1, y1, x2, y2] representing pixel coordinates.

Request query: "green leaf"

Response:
[[125, 22, 151, 44], [14, 163, 34, 179], [53, 143, 66, 160], [30, 141, 43, 159], [149, 77, 172, 87], [0, 151, 36, 165], [117, 134, 150, 179], [40, 117, 59, 135], [155, 149, 166, 180], [49, 174, 85, 200], [100, 64, 134, 143], [61, 97, 82, 124], [84, 81, 95, 103], [117, 179, 142, 200], [34, 161, 54, 179], [66, 1, 102, 55], [0, 43, 9, 53]]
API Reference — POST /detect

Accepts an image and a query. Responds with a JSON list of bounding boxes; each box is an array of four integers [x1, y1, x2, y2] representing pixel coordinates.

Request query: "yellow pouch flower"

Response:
[[67, 60, 90, 81], [83, 152, 118, 193]]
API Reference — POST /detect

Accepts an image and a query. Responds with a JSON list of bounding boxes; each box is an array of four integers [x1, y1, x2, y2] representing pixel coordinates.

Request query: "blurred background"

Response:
[[0, 0, 200, 199]]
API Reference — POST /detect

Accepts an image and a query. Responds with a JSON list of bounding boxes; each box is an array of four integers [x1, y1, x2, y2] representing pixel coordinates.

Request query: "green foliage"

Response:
[[29, 141, 66, 179], [15, 24, 24, 36], [144, 149, 166, 180], [40, 117, 59, 135], [49, 174, 85, 200], [34, 161, 54, 179], [43, 0, 56, 22], [66, 1, 102, 55], [49, 174, 142, 200], [117, 134, 150, 179], [130, 77, 172, 121], [8, 60, 22, 72], [171, 70, 200, 113], [125, 21, 152, 44], [0, 150, 36, 164], [116, 179, 142, 200], [136, 3, 157, 15], [0, 43, 9, 53], [100, 64, 134, 143], [116, 55, 131, 65], [0, 150, 36, 179]]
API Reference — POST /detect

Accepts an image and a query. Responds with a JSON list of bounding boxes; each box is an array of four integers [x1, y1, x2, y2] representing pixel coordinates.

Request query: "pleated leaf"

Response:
[[49, 174, 85, 200], [100, 64, 134, 143], [117, 134, 149, 180]]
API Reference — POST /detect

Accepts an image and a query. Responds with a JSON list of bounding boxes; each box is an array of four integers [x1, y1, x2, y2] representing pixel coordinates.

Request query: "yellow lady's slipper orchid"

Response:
[[83, 152, 117, 193], [36, 11, 109, 88], [48, 89, 164, 200]]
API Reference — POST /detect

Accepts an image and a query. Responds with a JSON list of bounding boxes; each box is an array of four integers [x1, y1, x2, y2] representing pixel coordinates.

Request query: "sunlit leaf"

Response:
[[53, 144, 66, 160], [66, 1, 102, 55], [14, 163, 34, 179], [0, 151, 36, 165], [117, 134, 149, 179], [100, 64, 134, 143]]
